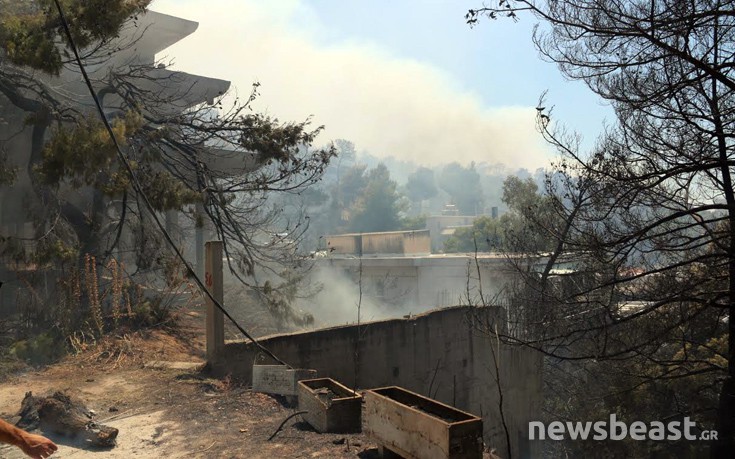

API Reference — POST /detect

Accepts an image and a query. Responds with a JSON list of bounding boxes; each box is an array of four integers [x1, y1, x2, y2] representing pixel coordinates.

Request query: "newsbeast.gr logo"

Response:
[[529, 414, 718, 441]]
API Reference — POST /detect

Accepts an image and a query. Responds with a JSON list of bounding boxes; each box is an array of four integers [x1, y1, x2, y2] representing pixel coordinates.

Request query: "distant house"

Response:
[[0, 10, 235, 313], [317, 229, 582, 316]]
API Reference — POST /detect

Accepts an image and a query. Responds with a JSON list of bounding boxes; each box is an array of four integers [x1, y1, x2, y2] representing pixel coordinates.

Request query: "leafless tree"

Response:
[[0, 4, 334, 328], [468, 1, 735, 455]]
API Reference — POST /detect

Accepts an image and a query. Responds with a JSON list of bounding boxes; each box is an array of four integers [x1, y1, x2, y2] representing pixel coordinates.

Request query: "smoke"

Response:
[[296, 264, 415, 328], [220, 261, 415, 334], [152, 0, 552, 171]]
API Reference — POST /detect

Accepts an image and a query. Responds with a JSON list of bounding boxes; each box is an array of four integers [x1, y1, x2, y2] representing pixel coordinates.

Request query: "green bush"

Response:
[[9, 331, 65, 364]]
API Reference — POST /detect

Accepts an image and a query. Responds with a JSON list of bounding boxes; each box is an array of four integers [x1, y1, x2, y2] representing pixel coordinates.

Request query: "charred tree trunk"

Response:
[[16, 391, 118, 448]]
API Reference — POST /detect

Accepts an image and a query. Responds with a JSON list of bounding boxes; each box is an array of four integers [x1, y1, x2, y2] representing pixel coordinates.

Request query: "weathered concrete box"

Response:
[[365, 386, 483, 459], [252, 365, 316, 396], [298, 378, 362, 433]]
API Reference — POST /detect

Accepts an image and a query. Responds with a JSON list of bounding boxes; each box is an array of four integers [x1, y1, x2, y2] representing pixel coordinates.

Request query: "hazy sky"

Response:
[[153, 0, 611, 171]]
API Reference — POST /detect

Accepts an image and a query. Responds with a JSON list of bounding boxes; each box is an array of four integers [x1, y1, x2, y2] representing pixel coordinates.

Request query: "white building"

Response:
[[0, 10, 232, 313]]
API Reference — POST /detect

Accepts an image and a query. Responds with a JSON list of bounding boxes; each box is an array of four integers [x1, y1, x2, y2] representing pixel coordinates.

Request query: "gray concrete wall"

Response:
[[212, 305, 542, 458], [325, 230, 431, 256]]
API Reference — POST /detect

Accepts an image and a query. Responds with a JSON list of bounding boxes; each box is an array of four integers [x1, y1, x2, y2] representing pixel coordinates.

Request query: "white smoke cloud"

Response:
[[153, 0, 552, 170], [295, 264, 416, 328]]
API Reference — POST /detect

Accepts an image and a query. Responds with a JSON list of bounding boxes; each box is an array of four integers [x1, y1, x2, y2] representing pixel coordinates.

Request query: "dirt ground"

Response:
[[0, 307, 380, 458]]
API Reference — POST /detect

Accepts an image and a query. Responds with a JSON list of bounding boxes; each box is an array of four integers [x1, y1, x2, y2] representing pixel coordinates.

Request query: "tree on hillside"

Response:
[[444, 175, 560, 253], [0, 2, 334, 333], [336, 164, 369, 211], [498, 175, 562, 252], [323, 139, 358, 208], [348, 164, 405, 233], [292, 152, 429, 246], [469, 0, 735, 455], [443, 216, 500, 253], [405, 166, 438, 214], [333, 139, 357, 165], [399, 214, 427, 231], [317, 163, 369, 235], [437, 162, 483, 215]]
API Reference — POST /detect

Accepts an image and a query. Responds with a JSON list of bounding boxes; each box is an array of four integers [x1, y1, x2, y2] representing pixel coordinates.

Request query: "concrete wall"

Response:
[[325, 234, 361, 255], [325, 230, 431, 256], [212, 306, 542, 458]]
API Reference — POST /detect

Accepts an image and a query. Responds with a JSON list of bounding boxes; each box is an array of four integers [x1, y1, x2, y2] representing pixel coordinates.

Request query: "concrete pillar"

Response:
[[205, 240, 224, 361]]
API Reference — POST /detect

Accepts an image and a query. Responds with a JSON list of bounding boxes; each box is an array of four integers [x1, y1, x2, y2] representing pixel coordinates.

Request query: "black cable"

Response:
[[267, 411, 308, 441], [52, 0, 288, 367]]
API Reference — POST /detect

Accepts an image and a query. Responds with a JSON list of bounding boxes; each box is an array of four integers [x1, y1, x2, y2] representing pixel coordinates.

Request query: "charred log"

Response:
[[16, 391, 118, 448]]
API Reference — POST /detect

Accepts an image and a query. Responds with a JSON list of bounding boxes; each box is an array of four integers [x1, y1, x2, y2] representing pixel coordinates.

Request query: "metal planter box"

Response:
[[365, 386, 483, 459], [297, 378, 362, 433], [252, 365, 316, 396]]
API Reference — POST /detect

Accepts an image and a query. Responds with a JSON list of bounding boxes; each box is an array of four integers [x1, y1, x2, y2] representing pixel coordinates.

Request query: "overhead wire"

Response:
[[52, 0, 289, 367]]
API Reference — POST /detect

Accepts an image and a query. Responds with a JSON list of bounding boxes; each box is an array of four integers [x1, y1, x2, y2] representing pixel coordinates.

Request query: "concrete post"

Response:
[[205, 240, 224, 361]]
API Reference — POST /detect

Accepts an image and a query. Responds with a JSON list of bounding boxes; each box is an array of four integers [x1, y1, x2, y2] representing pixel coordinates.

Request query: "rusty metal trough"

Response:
[[297, 378, 362, 433], [365, 386, 483, 459]]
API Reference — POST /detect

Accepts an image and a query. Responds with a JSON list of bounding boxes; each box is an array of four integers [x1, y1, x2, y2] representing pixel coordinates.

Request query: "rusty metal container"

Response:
[[365, 386, 483, 459], [297, 378, 362, 433]]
